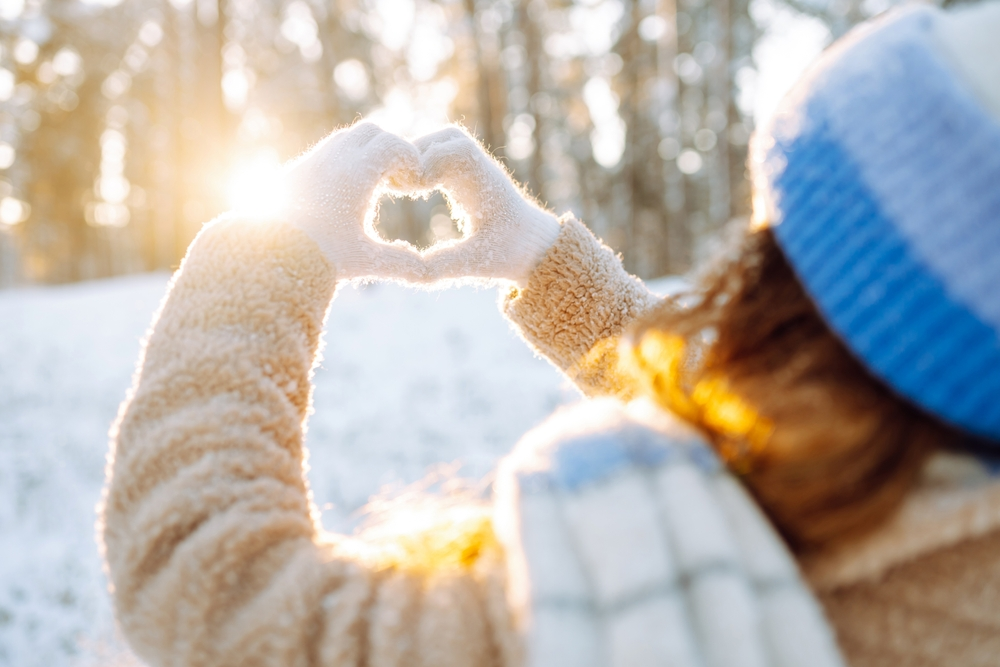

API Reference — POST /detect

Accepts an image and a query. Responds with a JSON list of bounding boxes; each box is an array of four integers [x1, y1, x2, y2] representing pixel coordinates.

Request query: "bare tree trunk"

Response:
[[196, 0, 233, 215], [518, 0, 545, 198], [617, 0, 639, 274], [312, 0, 345, 125], [154, 0, 182, 270], [709, 0, 732, 230], [463, 0, 505, 154], [659, 0, 690, 273]]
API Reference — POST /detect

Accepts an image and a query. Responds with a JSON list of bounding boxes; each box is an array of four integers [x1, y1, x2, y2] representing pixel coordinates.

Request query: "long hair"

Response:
[[625, 225, 960, 551]]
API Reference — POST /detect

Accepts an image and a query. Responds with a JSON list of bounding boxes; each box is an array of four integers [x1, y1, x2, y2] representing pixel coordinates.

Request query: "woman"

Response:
[[100, 3, 1000, 666]]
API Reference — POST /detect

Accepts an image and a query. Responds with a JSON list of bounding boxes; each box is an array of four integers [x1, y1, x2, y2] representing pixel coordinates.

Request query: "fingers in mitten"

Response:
[[284, 122, 383, 177], [341, 121, 387, 149], [367, 132, 424, 194], [314, 121, 384, 159], [417, 134, 498, 207], [422, 239, 489, 282], [368, 240, 429, 284], [412, 125, 472, 152]]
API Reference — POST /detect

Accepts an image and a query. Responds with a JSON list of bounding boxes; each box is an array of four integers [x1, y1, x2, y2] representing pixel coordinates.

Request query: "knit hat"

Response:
[[751, 2, 1000, 442]]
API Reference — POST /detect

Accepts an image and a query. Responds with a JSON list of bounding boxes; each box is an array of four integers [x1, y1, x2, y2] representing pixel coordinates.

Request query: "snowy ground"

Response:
[[0, 272, 677, 666]]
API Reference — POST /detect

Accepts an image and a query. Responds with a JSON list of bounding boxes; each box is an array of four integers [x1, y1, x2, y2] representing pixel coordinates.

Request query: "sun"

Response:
[[226, 149, 288, 220]]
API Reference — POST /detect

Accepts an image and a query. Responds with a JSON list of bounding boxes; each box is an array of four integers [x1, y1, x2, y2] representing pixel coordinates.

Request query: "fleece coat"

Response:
[[101, 213, 1000, 667]]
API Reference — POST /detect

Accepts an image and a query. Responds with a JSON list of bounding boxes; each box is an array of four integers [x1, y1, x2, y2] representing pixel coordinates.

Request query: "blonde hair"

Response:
[[340, 467, 499, 574], [626, 226, 958, 550]]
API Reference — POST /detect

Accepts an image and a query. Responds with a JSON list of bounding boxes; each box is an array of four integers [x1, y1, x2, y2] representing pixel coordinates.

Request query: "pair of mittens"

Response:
[[283, 122, 561, 285]]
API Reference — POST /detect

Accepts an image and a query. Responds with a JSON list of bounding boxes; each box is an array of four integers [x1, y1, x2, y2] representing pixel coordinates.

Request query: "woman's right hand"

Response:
[[284, 122, 426, 283]]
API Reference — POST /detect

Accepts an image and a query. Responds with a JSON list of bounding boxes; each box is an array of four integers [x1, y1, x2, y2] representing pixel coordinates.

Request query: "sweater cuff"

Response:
[[501, 216, 660, 398]]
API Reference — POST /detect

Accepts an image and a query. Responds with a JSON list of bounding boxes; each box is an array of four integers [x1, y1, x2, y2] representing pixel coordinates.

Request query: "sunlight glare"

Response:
[[227, 150, 288, 220], [583, 77, 626, 168], [0, 0, 23, 21], [0, 196, 28, 225], [334, 59, 370, 101], [374, 0, 415, 51], [367, 80, 457, 137], [752, 0, 830, 125]]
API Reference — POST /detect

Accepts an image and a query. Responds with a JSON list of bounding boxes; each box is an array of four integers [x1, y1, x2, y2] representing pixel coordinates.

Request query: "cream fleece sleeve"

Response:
[[99, 215, 516, 667], [501, 217, 661, 399]]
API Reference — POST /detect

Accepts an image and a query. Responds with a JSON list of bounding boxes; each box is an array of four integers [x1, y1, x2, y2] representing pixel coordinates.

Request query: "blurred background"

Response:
[[0, 0, 937, 289], [0, 0, 975, 664]]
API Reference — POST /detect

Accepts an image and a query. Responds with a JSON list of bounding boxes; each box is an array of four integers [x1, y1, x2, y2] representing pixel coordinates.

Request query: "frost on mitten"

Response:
[[285, 122, 426, 282], [415, 126, 562, 286]]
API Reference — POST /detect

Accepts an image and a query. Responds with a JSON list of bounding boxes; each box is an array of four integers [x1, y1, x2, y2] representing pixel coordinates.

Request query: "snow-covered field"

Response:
[[2, 271, 655, 665]]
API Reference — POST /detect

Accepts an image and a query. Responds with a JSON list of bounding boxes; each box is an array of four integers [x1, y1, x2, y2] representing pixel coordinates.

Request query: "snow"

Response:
[[0, 271, 678, 665]]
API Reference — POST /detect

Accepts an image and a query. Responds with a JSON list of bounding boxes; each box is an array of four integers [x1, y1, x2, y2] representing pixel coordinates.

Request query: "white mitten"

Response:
[[415, 126, 562, 285], [284, 122, 426, 282]]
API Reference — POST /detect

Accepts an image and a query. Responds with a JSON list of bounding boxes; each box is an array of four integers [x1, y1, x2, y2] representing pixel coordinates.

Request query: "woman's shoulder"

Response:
[[493, 397, 846, 667], [804, 452, 1000, 666]]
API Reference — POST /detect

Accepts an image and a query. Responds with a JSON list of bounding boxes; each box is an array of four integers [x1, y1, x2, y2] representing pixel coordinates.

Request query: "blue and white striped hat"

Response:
[[752, 3, 1000, 441]]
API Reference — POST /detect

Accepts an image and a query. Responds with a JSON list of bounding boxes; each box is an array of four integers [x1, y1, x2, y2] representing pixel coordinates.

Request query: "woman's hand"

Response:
[[415, 126, 562, 285], [285, 122, 426, 282]]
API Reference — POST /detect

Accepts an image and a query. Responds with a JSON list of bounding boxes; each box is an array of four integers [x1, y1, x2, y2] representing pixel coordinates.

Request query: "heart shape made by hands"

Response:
[[366, 126, 560, 282], [284, 122, 562, 285]]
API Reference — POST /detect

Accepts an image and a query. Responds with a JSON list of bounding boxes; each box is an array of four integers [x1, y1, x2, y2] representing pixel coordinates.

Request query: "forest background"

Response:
[[0, 0, 939, 288]]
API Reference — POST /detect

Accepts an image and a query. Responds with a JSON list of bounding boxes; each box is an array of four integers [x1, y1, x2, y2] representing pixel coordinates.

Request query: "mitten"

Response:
[[284, 122, 426, 282], [415, 126, 562, 285]]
